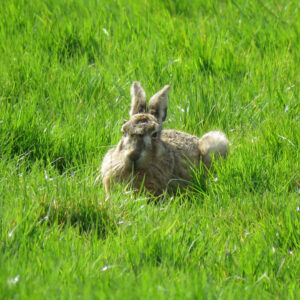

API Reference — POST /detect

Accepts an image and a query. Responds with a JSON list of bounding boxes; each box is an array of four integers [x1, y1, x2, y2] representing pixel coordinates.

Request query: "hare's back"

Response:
[[161, 129, 201, 163]]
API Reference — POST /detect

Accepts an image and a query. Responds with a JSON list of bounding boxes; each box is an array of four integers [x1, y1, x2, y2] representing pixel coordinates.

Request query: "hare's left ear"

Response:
[[148, 85, 170, 123], [130, 82, 146, 117]]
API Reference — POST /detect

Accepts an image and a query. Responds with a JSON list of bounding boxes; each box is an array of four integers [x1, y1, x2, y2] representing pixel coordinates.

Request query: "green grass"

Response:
[[1, 0, 299, 299]]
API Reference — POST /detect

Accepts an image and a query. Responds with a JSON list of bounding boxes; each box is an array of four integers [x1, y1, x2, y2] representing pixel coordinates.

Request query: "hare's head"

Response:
[[119, 82, 170, 170]]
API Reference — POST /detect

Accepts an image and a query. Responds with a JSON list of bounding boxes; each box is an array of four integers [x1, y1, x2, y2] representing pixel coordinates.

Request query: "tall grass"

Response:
[[1, 0, 299, 299]]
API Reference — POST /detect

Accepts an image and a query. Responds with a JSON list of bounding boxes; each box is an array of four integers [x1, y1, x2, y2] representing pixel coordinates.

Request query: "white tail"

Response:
[[199, 131, 229, 168]]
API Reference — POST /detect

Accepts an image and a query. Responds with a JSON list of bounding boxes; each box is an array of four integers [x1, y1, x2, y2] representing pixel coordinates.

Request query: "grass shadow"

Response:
[[41, 196, 116, 239]]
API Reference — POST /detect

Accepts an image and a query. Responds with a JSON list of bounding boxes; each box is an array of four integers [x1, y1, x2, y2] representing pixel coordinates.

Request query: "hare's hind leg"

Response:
[[199, 131, 229, 169]]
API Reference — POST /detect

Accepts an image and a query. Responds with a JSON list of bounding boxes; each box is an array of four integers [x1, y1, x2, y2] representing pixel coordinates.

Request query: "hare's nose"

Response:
[[128, 150, 140, 162]]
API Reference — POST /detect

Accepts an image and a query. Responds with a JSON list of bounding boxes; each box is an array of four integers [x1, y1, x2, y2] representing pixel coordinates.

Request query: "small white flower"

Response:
[[7, 275, 20, 286], [102, 28, 109, 36], [101, 265, 116, 272], [44, 172, 54, 182], [177, 106, 185, 113]]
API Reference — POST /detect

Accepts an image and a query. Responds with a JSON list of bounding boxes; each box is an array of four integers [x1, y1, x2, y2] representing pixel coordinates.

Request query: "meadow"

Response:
[[0, 0, 299, 299]]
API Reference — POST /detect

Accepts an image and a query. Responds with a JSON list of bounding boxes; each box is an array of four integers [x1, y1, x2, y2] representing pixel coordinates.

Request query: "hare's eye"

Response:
[[151, 132, 158, 139]]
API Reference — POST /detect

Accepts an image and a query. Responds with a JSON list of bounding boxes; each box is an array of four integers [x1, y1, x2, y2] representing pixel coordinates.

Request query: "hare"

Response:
[[101, 82, 229, 196]]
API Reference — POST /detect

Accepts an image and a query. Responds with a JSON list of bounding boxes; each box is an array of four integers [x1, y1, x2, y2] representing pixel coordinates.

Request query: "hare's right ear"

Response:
[[148, 85, 170, 123], [130, 82, 146, 117]]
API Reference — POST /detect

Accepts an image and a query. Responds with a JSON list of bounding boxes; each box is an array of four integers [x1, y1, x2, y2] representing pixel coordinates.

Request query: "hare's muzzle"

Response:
[[127, 149, 141, 163], [123, 134, 146, 168]]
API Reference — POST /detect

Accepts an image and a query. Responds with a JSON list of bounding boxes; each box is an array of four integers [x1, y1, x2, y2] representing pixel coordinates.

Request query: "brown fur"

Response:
[[101, 82, 229, 196]]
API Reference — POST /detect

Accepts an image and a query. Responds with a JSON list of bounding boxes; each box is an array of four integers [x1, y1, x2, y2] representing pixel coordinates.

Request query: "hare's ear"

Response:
[[148, 85, 170, 123], [130, 82, 146, 116]]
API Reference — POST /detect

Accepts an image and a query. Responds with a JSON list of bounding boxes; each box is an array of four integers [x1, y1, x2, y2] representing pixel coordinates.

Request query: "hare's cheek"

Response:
[[122, 136, 131, 148], [154, 142, 164, 158]]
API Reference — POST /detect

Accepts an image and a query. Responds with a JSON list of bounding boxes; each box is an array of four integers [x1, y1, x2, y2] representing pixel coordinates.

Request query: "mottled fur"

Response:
[[101, 82, 229, 196]]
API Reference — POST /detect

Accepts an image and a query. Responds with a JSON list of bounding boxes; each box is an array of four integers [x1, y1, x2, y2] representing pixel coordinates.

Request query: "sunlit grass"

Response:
[[0, 0, 299, 299]]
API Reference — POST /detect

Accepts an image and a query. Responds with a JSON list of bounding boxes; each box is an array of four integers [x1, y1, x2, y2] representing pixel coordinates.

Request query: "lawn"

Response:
[[0, 0, 299, 299]]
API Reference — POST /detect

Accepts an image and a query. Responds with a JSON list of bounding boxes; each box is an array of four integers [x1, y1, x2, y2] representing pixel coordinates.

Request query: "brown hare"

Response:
[[101, 82, 229, 196]]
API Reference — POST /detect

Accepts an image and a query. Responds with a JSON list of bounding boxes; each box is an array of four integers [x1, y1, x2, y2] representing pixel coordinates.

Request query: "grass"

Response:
[[0, 0, 299, 299]]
